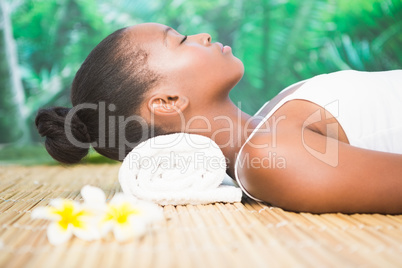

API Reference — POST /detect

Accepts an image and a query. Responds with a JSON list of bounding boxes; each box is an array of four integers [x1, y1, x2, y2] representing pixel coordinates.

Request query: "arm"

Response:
[[237, 126, 402, 214]]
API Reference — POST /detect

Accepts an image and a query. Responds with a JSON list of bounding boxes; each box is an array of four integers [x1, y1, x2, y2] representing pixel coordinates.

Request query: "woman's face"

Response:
[[125, 23, 244, 106]]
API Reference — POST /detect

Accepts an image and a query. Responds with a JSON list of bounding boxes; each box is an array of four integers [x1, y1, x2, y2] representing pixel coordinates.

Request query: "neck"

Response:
[[187, 98, 260, 179]]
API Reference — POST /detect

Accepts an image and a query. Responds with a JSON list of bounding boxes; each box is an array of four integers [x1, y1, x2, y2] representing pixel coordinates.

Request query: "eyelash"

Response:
[[180, 35, 188, 44]]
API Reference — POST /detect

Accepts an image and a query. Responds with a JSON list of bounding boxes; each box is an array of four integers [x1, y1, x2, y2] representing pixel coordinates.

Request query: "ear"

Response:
[[147, 94, 189, 116]]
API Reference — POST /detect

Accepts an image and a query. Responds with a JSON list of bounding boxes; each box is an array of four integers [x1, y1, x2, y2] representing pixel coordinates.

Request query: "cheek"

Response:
[[181, 50, 242, 82], [180, 50, 211, 70], [162, 53, 212, 84], [183, 57, 244, 97], [150, 46, 243, 89], [150, 50, 208, 78]]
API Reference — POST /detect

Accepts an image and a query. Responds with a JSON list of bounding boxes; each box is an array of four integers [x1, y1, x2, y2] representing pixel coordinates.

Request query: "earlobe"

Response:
[[147, 94, 189, 116]]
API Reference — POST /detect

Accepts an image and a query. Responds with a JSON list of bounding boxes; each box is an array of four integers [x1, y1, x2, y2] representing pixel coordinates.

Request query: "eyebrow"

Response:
[[163, 27, 172, 47]]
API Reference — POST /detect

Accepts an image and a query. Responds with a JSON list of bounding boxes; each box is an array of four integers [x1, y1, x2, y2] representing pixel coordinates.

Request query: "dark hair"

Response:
[[35, 27, 166, 164]]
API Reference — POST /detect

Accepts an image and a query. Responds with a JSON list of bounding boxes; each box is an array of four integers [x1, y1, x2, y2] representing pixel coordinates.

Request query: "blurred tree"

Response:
[[231, 0, 402, 114], [11, 0, 118, 141], [0, 0, 30, 143], [228, 0, 337, 113], [326, 0, 402, 71], [1, 0, 401, 148]]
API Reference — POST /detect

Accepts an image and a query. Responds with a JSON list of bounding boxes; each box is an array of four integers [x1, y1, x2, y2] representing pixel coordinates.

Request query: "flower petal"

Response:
[[81, 185, 106, 204], [81, 185, 108, 214], [109, 193, 127, 205], [72, 223, 101, 241], [108, 194, 163, 225], [144, 202, 164, 217], [112, 221, 147, 242], [122, 193, 139, 203], [134, 202, 164, 224], [49, 198, 81, 211], [47, 222, 73, 245], [31, 206, 60, 221], [99, 221, 114, 237], [49, 198, 66, 209]]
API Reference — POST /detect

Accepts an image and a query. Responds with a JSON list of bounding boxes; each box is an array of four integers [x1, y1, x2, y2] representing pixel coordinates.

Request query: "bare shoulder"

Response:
[[237, 120, 402, 214], [236, 122, 307, 210]]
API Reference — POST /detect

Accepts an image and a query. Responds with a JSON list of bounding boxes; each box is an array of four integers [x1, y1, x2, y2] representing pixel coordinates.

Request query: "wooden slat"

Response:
[[0, 164, 401, 268]]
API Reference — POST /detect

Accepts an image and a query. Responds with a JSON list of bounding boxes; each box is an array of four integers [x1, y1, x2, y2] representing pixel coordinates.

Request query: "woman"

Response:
[[35, 23, 402, 214]]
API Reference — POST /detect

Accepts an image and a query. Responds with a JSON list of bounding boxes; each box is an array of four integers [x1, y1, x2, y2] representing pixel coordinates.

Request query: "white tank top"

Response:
[[234, 70, 402, 202]]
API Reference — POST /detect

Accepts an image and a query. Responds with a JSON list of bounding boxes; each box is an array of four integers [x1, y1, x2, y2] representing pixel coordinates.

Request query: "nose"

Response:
[[202, 33, 212, 45], [192, 33, 211, 46]]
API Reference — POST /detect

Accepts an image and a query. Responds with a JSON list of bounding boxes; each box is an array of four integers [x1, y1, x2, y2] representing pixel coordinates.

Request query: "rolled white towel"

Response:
[[118, 133, 242, 205]]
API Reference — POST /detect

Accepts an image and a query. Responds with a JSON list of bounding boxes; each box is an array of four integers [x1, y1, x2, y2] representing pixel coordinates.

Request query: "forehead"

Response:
[[124, 23, 168, 45], [123, 23, 173, 70]]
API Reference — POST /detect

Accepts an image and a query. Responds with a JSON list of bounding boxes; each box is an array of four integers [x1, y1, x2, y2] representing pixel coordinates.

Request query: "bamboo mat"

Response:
[[0, 165, 401, 268]]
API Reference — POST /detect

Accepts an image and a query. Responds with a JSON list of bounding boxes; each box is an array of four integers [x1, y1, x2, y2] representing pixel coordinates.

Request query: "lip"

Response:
[[215, 42, 231, 53], [215, 42, 224, 52], [222, 45, 231, 53]]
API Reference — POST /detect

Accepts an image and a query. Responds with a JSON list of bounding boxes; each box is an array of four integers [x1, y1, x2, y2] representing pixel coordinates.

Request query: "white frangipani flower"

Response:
[[99, 193, 163, 241], [81, 185, 163, 242], [32, 185, 163, 244], [31, 198, 100, 245]]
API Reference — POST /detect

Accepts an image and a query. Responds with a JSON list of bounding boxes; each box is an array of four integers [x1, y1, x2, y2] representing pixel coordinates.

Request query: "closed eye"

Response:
[[180, 35, 187, 45]]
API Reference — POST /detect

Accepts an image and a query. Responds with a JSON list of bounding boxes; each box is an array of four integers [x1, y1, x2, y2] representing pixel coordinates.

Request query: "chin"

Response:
[[233, 56, 245, 78], [232, 57, 245, 83], [215, 58, 245, 96], [224, 65, 245, 93]]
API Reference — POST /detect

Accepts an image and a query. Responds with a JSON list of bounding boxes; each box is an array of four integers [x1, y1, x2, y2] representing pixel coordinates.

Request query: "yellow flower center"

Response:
[[104, 203, 141, 225], [51, 201, 89, 230]]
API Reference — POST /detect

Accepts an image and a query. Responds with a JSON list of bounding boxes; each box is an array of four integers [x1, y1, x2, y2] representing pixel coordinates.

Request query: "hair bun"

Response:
[[35, 107, 91, 164]]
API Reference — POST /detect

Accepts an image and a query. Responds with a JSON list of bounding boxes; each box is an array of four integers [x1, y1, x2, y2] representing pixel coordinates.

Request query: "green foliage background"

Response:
[[0, 0, 401, 164]]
